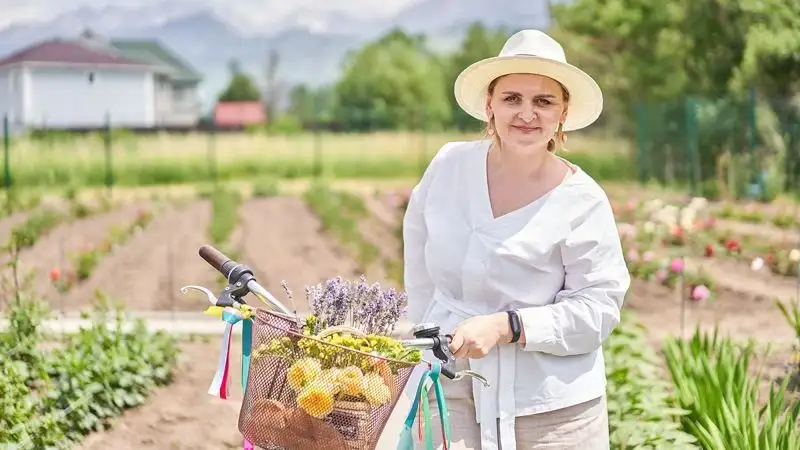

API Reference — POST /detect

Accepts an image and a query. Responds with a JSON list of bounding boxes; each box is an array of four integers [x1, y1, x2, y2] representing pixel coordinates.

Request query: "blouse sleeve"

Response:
[[402, 143, 456, 325], [518, 193, 630, 356]]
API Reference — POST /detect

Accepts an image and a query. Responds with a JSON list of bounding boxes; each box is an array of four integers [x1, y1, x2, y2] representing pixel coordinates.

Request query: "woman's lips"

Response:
[[512, 125, 541, 133]]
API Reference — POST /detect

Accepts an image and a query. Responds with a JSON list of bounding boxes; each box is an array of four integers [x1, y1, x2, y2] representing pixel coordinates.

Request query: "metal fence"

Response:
[[633, 93, 800, 201]]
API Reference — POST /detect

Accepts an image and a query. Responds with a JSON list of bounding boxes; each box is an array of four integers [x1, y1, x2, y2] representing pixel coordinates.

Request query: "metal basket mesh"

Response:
[[238, 308, 418, 450]]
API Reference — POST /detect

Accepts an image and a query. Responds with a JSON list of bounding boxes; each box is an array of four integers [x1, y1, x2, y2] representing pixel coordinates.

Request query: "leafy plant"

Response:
[[302, 182, 379, 273], [604, 311, 698, 449], [663, 328, 800, 449]]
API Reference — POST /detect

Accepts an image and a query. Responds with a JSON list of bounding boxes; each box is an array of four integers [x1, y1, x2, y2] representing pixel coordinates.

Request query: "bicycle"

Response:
[[181, 244, 489, 450]]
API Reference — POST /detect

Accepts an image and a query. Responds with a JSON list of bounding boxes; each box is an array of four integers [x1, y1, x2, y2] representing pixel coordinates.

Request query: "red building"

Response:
[[212, 101, 266, 129]]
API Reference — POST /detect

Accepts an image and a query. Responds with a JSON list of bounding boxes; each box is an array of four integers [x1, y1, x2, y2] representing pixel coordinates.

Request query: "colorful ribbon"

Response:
[[204, 305, 255, 449]]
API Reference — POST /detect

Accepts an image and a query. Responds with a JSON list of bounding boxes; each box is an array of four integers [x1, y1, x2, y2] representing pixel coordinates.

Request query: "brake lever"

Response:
[[180, 284, 246, 309], [453, 370, 490, 387]]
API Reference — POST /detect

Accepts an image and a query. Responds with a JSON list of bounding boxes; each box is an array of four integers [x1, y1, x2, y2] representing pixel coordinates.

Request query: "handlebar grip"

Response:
[[199, 244, 232, 275]]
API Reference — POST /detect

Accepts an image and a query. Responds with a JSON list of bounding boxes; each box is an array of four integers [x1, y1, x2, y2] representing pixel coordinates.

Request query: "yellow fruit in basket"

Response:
[[362, 372, 392, 407], [336, 366, 364, 397], [287, 357, 322, 392], [297, 380, 336, 419]]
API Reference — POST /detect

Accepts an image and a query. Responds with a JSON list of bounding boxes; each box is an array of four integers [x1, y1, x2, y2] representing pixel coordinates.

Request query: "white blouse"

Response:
[[402, 139, 630, 450]]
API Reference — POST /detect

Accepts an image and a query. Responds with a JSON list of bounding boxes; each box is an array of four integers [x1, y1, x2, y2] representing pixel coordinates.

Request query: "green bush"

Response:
[[604, 311, 698, 449], [0, 294, 179, 448]]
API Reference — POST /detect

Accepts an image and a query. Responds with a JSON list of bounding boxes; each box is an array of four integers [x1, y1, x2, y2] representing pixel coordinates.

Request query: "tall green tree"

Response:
[[445, 22, 510, 131], [334, 29, 451, 131], [218, 58, 262, 102]]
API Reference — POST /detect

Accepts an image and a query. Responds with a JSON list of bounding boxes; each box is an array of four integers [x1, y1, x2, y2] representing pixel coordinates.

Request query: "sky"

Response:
[[0, 0, 423, 30]]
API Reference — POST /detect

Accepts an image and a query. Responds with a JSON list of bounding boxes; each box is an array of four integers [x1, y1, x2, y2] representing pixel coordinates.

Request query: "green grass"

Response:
[[1, 132, 638, 189], [301, 182, 380, 273]]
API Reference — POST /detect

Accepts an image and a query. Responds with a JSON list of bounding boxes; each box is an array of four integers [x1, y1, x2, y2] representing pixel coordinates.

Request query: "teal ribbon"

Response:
[[219, 309, 254, 450], [398, 361, 451, 450]]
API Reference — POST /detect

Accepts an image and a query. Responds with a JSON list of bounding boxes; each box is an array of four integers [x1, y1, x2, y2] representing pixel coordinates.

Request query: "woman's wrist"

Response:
[[492, 312, 514, 344]]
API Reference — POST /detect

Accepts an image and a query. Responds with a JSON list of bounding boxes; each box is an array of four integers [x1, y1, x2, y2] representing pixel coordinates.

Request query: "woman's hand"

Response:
[[448, 313, 513, 359]]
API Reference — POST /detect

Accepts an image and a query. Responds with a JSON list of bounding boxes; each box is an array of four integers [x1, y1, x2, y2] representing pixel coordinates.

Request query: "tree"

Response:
[[333, 29, 451, 131], [218, 58, 262, 102], [444, 22, 510, 131]]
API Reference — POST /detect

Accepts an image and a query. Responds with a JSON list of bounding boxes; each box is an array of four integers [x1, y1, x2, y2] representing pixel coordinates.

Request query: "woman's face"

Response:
[[485, 73, 568, 151]]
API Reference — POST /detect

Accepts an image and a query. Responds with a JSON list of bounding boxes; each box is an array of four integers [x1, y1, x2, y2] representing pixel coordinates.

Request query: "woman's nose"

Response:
[[518, 106, 535, 122]]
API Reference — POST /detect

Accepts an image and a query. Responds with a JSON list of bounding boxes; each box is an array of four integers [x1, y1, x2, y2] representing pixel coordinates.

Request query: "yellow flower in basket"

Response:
[[287, 357, 322, 392], [297, 379, 336, 419], [362, 372, 392, 407], [336, 366, 364, 397]]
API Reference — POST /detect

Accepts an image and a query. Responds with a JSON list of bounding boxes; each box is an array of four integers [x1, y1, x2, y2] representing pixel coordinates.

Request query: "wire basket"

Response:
[[238, 308, 419, 450]]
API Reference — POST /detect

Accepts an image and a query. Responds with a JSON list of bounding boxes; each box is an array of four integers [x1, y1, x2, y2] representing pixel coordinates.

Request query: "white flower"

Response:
[[644, 221, 656, 233], [790, 249, 800, 262], [750, 257, 764, 271]]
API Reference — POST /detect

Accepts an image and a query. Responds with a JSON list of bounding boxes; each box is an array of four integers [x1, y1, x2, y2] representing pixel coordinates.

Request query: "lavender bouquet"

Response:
[[303, 275, 408, 336]]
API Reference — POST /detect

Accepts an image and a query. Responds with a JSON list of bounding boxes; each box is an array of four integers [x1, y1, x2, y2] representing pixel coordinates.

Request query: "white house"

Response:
[[0, 31, 203, 131]]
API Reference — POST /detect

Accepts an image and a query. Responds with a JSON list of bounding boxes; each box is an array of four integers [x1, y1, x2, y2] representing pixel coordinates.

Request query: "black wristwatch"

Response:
[[506, 310, 522, 343]]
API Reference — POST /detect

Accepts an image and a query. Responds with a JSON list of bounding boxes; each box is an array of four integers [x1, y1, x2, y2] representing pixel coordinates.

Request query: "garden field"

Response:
[[2, 131, 635, 189], [1, 133, 799, 449]]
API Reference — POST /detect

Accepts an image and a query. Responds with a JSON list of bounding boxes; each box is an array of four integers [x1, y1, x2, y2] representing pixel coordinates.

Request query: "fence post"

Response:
[[747, 87, 761, 199], [104, 112, 113, 195], [312, 97, 322, 178], [684, 97, 699, 197], [2, 114, 10, 191], [208, 122, 217, 186], [633, 102, 649, 183]]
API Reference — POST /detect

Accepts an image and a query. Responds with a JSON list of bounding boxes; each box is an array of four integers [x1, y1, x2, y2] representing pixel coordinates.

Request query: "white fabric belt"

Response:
[[432, 291, 517, 450]]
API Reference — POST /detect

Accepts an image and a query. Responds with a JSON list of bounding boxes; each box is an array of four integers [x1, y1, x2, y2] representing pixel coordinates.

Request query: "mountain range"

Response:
[[0, 0, 551, 107]]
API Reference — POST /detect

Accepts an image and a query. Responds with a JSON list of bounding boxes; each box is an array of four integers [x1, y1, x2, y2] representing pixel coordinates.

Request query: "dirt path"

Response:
[[76, 338, 245, 450], [0, 202, 150, 310], [685, 256, 798, 303], [0, 210, 32, 243], [238, 196, 361, 314], [59, 201, 216, 312], [623, 279, 795, 347], [715, 218, 799, 247]]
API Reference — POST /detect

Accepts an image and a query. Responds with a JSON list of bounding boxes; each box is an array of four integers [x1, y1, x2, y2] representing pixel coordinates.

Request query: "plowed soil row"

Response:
[[0, 201, 152, 310], [70, 195, 367, 449]]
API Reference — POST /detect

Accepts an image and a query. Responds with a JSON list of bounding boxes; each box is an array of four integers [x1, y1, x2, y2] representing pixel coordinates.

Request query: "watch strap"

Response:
[[506, 310, 522, 343]]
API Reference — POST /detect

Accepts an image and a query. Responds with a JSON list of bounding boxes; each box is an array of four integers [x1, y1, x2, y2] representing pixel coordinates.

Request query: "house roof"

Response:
[[0, 39, 150, 69], [110, 40, 202, 83]]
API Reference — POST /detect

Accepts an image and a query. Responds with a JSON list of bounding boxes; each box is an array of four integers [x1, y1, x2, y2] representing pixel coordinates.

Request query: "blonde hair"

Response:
[[485, 76, 569, 153]]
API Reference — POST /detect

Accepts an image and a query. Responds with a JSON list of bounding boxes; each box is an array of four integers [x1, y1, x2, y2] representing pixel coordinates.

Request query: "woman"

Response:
[[402, 29, 630, 449]]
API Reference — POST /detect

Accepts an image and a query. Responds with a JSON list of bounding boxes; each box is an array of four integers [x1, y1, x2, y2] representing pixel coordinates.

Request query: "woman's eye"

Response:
[[504, 95, 520, 103], [536, 98, 553, 106]]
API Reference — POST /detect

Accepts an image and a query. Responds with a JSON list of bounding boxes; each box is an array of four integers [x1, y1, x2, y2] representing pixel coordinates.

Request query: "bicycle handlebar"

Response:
[[188, 244, 489, 386]]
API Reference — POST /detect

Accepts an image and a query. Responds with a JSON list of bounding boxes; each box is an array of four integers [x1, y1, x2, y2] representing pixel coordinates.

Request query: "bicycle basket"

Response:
[[238, 308, 419, 450]]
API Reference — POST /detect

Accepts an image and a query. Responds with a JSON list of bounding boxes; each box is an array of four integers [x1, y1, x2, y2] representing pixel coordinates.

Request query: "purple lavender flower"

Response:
[[304, 275, 409, 335]]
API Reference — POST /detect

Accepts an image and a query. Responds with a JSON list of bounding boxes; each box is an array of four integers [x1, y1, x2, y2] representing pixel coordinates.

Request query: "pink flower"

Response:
[[626, 248, 640, 262], [690, 285, 711, 302], [656, 269, 668, 283], [669, 258, 684, 273], [642, 251, 655, 262], [617, 223, 636, 239]]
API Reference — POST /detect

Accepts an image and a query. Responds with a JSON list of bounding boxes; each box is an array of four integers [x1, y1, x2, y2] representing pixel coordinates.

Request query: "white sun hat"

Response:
[[453, 29, 603, 132]]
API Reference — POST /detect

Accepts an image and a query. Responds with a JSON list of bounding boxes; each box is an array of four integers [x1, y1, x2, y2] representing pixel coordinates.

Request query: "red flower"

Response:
[[49, 267, 60, 281], [704, 244, 715, 257], [725, 240, 740, 254]]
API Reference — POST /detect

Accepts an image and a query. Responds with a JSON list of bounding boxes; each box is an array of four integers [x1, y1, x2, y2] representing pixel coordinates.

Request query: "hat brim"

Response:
[[453, 55, 603, 132]]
